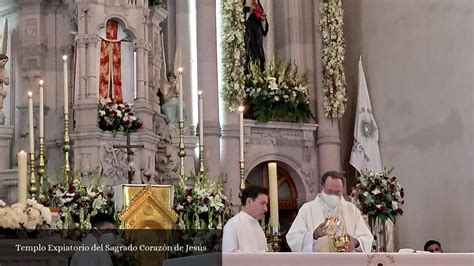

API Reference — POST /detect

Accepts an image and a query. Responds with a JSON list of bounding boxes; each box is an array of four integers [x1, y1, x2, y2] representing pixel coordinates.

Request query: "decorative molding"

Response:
[[367, 254, 395, 266], [246, 120, 318, 147], [133, 39, 147, 50], [86, 34, 100, 46], [77, 36, 88, 47], [154, 118, 179, 183], [301, 166, 316, 194], [243, 120, 319, 198], [22, 18, 39, 47], [104, 6, 130, 17], [102, 143, 129, 182]]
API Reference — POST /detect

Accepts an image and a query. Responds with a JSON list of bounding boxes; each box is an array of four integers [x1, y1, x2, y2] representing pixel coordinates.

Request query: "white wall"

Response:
[[342, 0, 474, 252]]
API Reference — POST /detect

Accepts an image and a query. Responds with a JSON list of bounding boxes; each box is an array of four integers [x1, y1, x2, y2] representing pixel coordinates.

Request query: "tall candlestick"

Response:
[[28, 91, 34, 154], [268, 162, 279, 227], [39, 80, 44, 138], [62, 55, 68, 114], [198, 91, 204, 145], [17, 151, 28, 204], [178, 67, 183, 121], [238, 105, 245, 162], [198, 90, 205, 173]]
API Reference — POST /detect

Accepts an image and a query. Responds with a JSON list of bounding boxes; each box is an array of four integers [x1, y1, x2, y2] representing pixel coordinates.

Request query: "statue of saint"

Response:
[[244, 0, 269, 72], [99, 19, 124, 103], [159, 71, 179, 125], [0, 54, 9, 125]]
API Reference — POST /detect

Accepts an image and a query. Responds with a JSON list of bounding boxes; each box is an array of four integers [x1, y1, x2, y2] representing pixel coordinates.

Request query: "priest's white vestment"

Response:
[[223, 211, 268, 252], [286, 194, 373, 252]]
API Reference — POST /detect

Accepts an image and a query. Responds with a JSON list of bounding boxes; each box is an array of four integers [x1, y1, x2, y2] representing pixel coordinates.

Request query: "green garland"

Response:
[[319, 0, 348, 118], [221, 0, 246, 112]]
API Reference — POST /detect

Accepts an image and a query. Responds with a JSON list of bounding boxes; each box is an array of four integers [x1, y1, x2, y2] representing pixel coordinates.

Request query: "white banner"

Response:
[[350, 58, 382, 173]]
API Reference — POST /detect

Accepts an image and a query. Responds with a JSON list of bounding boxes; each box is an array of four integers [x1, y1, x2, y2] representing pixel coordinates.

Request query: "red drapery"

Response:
[[99, 19, 123, 103]]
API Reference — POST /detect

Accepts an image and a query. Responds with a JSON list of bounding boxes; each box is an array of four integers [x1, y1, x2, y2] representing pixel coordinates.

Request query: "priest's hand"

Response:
[[342, 234, 360, 252], [313, 220, 328, 240]]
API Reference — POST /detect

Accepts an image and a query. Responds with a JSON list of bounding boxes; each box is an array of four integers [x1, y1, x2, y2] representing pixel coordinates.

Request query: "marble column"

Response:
[[77, 35, 87, 100], [196, 0, 221, 178], [86, 35, 99, 98], [76, 7, 87, 100], [261, 0, 274, 63], [174, 0, 193, 129], [220, 109, 241, 206], [313, 0, 342, 178], [135, 40, 146, 101], [0, 126, 14, 170]]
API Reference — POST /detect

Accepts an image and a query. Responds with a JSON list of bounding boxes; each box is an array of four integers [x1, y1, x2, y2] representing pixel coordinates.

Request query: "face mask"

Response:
[[321, 191, 341, 208], [98, 232, 114, 246]]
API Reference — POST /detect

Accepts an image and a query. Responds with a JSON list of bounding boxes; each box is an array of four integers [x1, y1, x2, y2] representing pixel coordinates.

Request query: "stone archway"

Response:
[[246, 161, 298, 230], [246, 154, 313, 203]]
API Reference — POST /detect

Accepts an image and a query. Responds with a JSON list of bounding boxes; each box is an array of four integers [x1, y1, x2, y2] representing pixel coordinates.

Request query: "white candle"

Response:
[[39, 80, 44, 138], [178, 67, 184, 121], [17, 151, 28, 204], [198, 91, 204, 145], [238, 105, 245, 162], [268, 162, 279, 227], [62, 55, 68, 115], [28, 91, 34, 154]]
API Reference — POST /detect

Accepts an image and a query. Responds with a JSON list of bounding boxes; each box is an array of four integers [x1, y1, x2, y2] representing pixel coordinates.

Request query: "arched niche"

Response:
[[96, 17, 137, 102]]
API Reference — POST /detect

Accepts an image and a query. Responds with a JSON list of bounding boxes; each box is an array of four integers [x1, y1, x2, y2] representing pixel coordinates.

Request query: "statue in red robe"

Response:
[[99, 19, 123, 103]]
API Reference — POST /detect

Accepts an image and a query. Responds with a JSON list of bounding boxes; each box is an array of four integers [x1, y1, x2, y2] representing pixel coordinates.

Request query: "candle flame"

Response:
[[27, 91, 33, 98], [177, 67, 183, 73], [62, 55, 68, 61], [198, 90, 202, 96], [238, 105, 245, 112], [19, 150, 26, 154], [39, 80, 44, 86]]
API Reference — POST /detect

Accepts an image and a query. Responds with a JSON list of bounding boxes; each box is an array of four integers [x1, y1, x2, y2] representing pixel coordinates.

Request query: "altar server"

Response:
[[223, 185, 269, 252]]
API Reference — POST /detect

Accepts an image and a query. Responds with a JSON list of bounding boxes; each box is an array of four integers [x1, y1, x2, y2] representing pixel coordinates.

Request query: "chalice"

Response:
[[332, 235, 350, 252], [324, 216, 341, 236]]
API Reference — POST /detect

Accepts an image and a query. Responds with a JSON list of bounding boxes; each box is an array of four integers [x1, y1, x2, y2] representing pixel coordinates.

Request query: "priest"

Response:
[[286, 171, 373, 252], [222, 185, 269, 252]]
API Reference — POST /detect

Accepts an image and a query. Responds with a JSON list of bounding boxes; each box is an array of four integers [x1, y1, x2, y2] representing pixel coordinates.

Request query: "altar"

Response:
[[163, 252, 474, 266], [222, 253, 474, 266]]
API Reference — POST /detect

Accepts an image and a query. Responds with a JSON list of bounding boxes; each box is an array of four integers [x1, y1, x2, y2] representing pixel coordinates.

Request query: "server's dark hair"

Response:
[[241, 185, 268, 206]]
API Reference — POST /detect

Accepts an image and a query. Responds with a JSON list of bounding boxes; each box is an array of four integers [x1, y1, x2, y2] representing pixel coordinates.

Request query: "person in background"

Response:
[[243, 0, 269, 72], [424, 240, 443, 253], [70, 213, 116, 266]]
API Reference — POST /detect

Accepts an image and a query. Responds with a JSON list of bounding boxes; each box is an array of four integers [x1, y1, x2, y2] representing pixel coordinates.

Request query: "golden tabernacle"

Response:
[[113, 184, 178, 229]]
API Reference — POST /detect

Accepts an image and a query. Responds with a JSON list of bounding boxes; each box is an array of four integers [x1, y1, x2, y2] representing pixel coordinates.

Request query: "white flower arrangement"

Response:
[[319, 0, 348, 118], [0, 199, 52, 230], [220, 0, 246, 112], [174, 172, 233, 230], [244, 59, 311, 123]]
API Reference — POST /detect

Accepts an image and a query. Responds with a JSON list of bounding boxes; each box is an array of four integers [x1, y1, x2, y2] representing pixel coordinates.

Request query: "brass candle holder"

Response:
[[178, 120, 186, 181], [38, 136, 46, 196], [199, 144, 205, 174], [63, 113, 71, 184], [270, 226, 282, 252], [29, 152, 37, 199]]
